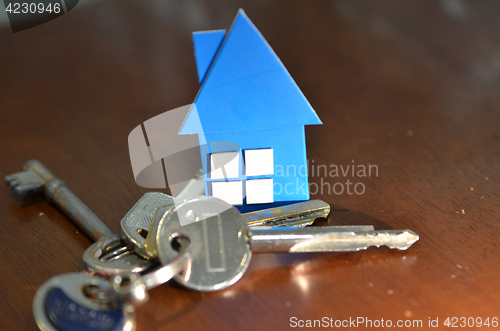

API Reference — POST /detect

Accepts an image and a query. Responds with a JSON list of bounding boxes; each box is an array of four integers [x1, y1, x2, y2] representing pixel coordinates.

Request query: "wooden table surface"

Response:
[[1, 0, 499, 330]]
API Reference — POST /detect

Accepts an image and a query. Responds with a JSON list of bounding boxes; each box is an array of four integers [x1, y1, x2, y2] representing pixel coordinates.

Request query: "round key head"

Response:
[[33, 273, 135, 331], [82, 234, 154, 276], [157, 196, 251, 291]]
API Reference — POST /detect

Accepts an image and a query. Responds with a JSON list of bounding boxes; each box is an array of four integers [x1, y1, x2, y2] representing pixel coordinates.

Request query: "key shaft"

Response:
[[244, 199, 330, 227], [249, 227, 419, 253]]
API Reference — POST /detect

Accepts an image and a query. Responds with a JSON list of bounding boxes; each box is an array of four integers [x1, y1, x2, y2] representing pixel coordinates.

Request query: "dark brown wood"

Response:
[[1, 1, 499, 330]]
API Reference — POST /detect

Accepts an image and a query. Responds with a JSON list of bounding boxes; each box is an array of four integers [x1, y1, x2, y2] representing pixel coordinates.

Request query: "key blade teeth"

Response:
[[286, 229, 420, 253], [14, 182, 45, 196], [5, 171, 45, 196], [385, 230, 419, 250], [289, 242, 369, 253], [5, 173, 24, 187], [5, 174, 14, 184], [5, 176, 18, 190], [289, 233, 371, 253]]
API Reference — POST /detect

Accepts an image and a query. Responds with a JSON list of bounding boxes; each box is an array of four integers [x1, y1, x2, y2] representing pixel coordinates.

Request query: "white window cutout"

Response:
[[210, 151, 239, 179], [246, 178, 274, 204], [211, 181, 243, 205], [244, 149, 274, 176]]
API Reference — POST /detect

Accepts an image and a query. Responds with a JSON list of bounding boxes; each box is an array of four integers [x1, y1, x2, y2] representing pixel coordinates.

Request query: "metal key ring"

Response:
[[82, 234, 154, 276], [108, 233, 192, 306]]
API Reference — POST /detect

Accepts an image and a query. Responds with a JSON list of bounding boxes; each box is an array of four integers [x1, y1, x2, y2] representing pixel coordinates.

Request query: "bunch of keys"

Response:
[[6, 160, 419, 330], [32, 195, 417, 331], [135, 195, 419, 291]]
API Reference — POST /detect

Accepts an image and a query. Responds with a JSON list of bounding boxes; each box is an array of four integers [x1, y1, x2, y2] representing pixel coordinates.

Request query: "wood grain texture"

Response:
[[0, 0, 499, 330]]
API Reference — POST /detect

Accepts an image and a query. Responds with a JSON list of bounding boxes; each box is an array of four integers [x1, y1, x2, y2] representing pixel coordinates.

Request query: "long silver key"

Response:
[[6, 160, 153, 275], [249, 226, 419, 252], [119, 169, 205, 257], [157, 196, 419, 291], [141, 199, 331, 259]]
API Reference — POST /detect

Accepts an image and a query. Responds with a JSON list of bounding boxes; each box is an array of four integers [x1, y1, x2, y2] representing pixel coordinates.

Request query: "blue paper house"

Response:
[[180, 10, 322, 212]]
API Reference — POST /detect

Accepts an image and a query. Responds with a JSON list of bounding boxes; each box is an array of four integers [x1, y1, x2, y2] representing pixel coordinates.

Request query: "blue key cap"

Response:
[[33, 273, 136, 331], [45, 287, 126, 331]]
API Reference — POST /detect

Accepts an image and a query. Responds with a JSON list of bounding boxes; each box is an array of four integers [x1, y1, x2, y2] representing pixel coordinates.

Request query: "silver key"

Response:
[[6, 160, 152, 275], [249, 226, 419, 252], [119, 169, 205, 258], [119, 192, 175, 256], [157, 196, 419, 291], [141, 199, 331, 259], [33, 273, 136, 331], [33, 234, 191, 331]]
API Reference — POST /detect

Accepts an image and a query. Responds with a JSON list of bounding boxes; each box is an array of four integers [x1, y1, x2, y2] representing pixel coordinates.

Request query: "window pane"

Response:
[[210, 151, 239, 179], [212, 181, 243, 205], [244, 149, 273, 176], [246, 178, 274, 204]]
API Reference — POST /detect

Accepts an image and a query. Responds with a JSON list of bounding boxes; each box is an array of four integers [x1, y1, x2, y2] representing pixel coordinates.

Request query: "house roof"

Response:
[[180, 9, 322, 134], [193, 29, 226, 85]]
